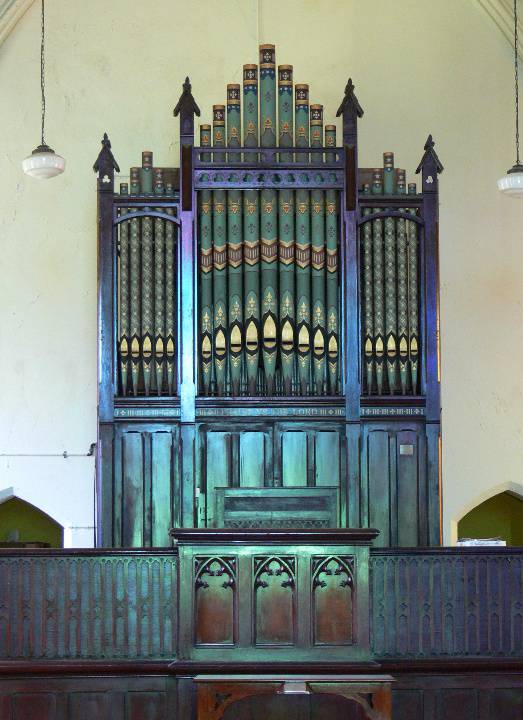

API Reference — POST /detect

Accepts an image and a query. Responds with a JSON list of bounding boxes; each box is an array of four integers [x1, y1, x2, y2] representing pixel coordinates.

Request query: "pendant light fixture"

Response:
[[498, 0, 523, 196], [22, 0, 65, 179]]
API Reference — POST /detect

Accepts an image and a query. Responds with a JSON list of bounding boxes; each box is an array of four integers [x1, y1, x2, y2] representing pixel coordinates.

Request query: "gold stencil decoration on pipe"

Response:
[[118, 182, 130, 396]]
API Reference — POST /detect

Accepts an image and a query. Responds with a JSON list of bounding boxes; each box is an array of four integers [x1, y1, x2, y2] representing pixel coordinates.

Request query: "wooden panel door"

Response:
[[113, 424, 180, 547], [276, 424, 344, 491], [199, 424, 273, 527], [361, 421, 427, 547]]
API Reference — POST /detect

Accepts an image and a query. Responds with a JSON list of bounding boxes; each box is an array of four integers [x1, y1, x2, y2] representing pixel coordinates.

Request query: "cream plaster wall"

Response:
[[1, 0, 522, 546]]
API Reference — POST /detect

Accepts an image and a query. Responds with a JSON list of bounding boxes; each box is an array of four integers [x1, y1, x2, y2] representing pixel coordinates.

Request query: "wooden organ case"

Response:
[[94, 44, 443, 720]]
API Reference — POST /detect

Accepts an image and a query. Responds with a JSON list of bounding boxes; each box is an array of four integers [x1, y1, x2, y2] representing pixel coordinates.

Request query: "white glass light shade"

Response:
[[497, 163, 523, 197], [22, 145, 65, 179]]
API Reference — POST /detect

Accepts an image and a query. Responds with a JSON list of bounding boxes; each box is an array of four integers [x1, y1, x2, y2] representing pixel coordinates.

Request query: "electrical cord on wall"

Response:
[[0, 443, 96, 459]]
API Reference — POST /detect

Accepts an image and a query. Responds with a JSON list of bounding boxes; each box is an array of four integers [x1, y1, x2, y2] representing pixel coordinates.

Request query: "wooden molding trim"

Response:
[[0, 0, 34, 47], [476, 0, 523, 57]]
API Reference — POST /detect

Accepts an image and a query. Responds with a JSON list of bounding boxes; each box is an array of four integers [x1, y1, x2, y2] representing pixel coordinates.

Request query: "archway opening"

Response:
[[458, 491, 523, 546], [0, 497, 63, 548]]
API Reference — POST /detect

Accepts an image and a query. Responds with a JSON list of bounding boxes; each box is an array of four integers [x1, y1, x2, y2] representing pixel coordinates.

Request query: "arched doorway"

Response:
[[458, 491, 523, 546], [0, 497, 63, 547]]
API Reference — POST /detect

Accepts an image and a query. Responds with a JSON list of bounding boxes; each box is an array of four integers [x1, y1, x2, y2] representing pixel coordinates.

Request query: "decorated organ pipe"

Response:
[[278, 65, 293, 161], [164, 182, 176, 396], [278, 178, 295, 395], [383, 150, 395, 194], [244, 190, 260, 396], [260, 45, 278, 394], [362, 183, 374, 394], [372, 168, 385, 395], [140, 151, 154, 395], [325, 125, 339, 395], [129, 166, 141, 396], [118, 182, 130, 395], [396, 168, 409, 394], [199, 125, 213, 394], [260, 44, 277, 148], [295, 83, 311, 394], [153, 168, 165, 395], [212, 105, 227, 396], [242, 65, 260, 394], [226, 85, 243, 395], [243, 64, 258, 161], [310, 104, 326, 394], [278, 65, 295, 394], [260, 187, 278, 395], [383, 152, 398, 394], [408, 182, 419, 393]]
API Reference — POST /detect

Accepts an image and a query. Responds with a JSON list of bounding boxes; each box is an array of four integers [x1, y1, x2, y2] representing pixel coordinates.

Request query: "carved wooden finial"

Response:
[[416, 134, 444, 175], [93, 132, 120, 177], [173, 76, 201, 118], [336, 78, 364, 119]]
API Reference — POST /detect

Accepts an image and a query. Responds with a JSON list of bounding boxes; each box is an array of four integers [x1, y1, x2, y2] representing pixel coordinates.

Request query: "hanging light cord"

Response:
[[515, 0, 520, 165], [40, 0, 46, 148]]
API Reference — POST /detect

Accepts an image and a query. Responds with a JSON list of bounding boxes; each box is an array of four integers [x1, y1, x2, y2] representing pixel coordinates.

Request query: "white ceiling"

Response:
[[0, 1, 521, 56]]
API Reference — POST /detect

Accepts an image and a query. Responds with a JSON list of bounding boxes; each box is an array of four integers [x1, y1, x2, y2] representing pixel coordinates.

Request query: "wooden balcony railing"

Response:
[[0, 547, 522, 663]]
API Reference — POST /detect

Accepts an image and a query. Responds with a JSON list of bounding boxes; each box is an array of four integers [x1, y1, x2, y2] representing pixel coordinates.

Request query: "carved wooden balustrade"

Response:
[[0, 549, 176, 662], [0, 546, 522, 664], [371, 547, 523, 659]]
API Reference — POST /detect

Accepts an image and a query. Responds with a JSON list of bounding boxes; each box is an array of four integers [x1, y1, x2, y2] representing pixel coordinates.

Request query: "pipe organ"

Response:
[[8, 38, 523, 720], [96, 43, 442, 550], [4, 37, 523, 720]]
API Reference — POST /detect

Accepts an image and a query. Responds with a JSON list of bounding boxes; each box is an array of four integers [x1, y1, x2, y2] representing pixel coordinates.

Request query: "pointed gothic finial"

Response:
[[336, 78, 364, 119], [173, 76, 201, 118], [416, 135, 444, 175], [93, 132, 120, 179]]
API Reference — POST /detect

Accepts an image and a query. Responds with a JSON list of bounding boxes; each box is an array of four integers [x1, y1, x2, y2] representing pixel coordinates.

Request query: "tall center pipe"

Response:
[[260, 44, 278, 394]]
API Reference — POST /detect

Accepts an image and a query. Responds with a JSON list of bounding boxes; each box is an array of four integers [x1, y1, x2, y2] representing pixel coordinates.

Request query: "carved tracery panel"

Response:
[[253, 556, 296, 645], [194, 556, 237, 645], [312, 555, 355, 645]]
